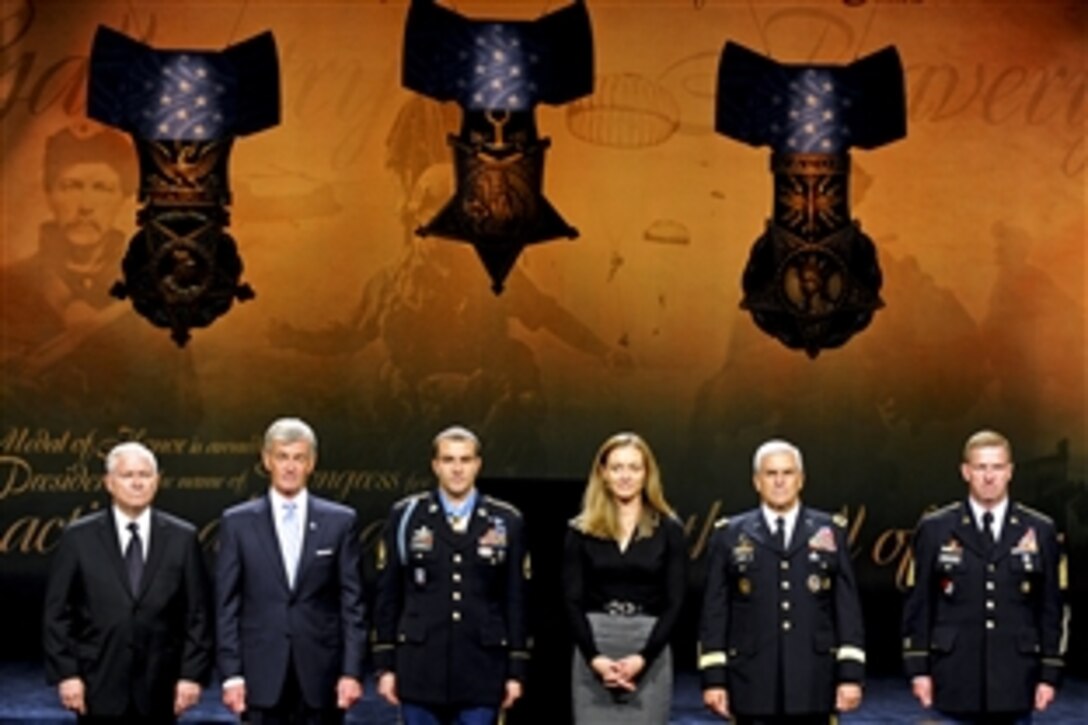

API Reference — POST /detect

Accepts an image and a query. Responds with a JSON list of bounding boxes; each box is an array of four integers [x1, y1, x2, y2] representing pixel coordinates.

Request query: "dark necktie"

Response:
[[125, 521, 144, 592], [982, 511, 996, 552], [774, 516, 787, 552]]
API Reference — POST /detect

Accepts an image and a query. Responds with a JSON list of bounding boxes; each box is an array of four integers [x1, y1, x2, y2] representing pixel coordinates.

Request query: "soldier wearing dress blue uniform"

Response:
[[698, 439, 865, 724], [902, 429, 1066, 724], [373, 426, 529, 725]]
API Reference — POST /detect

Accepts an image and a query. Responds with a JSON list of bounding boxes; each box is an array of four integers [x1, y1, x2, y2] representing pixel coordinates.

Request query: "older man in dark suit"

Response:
[[216, 417, 366, 723], [42, 441, 213, 722]]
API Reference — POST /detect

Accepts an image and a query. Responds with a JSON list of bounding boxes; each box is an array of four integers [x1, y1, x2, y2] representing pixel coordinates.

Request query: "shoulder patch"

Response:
[[713, 516, 730, 529], [482, 495, 522, 518], [1014, 502, 1053, 524]]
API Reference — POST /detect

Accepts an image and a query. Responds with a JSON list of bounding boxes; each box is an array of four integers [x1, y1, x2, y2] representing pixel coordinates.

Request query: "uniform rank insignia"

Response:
[[1012, 527, 1038, 555], [938, 539, 963, 566], [808, 526, 837, 552], [411, 525, 434, 553]]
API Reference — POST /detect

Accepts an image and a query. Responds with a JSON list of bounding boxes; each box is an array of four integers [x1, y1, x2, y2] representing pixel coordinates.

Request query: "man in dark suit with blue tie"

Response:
[[216, 417, 366, 723], [42, 441, 213, 722]]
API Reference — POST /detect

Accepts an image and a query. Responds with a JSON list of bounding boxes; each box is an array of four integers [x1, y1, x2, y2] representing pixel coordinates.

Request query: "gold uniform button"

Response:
[[781, 581, 790, 590], [986, 620, 995, 630], [452, 611, 462, 622], [987, 564, 995, 572], [780, 561, 790, 571], [782, 621, 792, 631], [453, 573, 462, 582], [781, 601, 791, 611], [453, 592, 462, 601], [453, 554, 462, 564], [986, 582, 995, 591], [986, 600, 994, 610]]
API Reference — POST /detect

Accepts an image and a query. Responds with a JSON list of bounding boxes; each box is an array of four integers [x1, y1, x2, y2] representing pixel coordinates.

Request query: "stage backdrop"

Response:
[[1, 0, 1085, 673]]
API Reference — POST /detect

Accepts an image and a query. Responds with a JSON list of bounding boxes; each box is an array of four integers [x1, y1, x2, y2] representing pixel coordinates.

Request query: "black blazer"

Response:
[[42, 508, 213, 718], [216, 493, 367, 709]]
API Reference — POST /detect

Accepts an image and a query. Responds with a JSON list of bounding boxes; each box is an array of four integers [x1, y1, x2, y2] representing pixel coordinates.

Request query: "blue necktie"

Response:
[[125, 522, 144, 592], [282, 501, 301, 588]]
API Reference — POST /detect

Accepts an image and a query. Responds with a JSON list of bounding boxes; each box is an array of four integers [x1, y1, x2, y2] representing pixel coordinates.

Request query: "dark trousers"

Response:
[[245, 661, 345, 725], [79, 716, 174, 725], [938, 713, 1033, 725], [735, 716, 833, 725], [78, 702, 175, 724], [401, 701, 499, 725]]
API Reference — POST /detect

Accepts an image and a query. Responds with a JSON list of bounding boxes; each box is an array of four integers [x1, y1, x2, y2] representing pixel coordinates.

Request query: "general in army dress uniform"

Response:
[[699, 439, 865, 724], [902, 430, 1066, 724], [374, 426, 529, 725]]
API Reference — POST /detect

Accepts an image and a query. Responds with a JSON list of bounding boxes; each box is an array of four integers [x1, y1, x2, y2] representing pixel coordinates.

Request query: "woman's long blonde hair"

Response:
[[573, 432, 676, 541]]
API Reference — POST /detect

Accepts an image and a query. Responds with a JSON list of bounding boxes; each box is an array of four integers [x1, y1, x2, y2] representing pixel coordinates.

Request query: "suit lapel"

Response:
[[294, 497, 321, 589], [137, 510, 170, 600], [255, 496, 291, 592], [743, 513, 774, 557], [994, 505, 1022, 564], [954, 501, 988, 558], [98, 509, 134, 598], [468, 497, 492, 545], [788, 508, 816, 557]]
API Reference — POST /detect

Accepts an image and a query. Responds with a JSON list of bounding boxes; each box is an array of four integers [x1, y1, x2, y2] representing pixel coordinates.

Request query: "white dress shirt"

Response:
[[113, 505, 151, 560], [762, 502, 801, 549]]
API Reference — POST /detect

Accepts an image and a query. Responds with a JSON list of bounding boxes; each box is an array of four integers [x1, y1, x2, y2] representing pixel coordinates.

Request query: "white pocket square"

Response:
[[316, 548, 334, 556]]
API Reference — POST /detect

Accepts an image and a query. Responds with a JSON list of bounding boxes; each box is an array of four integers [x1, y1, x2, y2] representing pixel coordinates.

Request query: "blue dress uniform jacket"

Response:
[[698, 507, 865, 717], [902, 500, 1065, 717], [373, 490, 529, 707]]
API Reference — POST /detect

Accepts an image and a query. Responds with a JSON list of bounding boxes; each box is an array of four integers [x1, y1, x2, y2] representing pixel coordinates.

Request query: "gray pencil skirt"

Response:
[[571, 612, 673, 724]]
